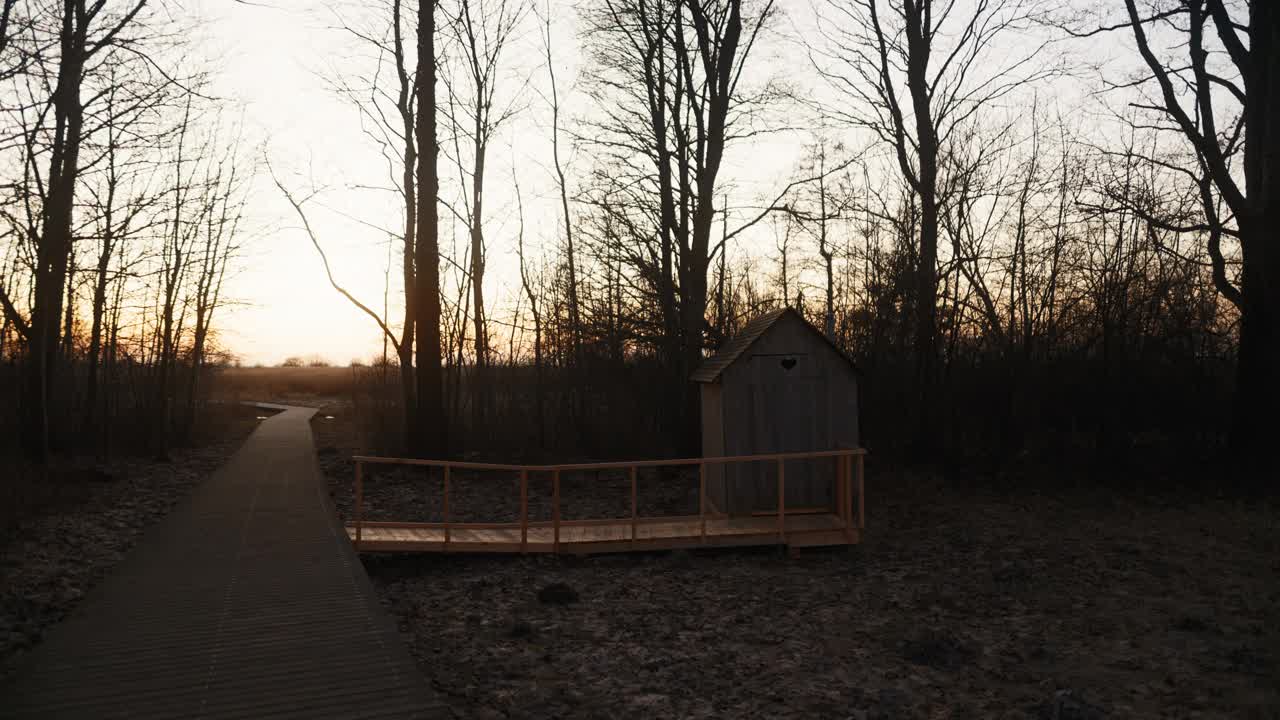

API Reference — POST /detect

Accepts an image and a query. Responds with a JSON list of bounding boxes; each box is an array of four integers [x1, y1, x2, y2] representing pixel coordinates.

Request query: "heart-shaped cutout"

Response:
[[781, 358, 797, 370]]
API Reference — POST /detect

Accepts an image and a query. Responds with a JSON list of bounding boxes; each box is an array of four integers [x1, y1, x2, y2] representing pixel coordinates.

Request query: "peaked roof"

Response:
[[691, 307, 859, 383]]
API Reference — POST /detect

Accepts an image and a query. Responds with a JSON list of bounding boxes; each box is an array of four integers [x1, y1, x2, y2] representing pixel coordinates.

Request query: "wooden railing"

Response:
[[349, 448, 867, 552]]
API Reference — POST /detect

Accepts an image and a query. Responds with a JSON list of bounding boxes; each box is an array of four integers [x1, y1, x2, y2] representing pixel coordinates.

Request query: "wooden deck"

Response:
[[349, 448, 866, 555], [0, 405, 444, 719], [348, 512, 858, 554]]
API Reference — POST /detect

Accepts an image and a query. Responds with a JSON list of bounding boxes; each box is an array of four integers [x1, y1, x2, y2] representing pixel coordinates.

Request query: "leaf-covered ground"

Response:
[[313, 403, 1279, 719]]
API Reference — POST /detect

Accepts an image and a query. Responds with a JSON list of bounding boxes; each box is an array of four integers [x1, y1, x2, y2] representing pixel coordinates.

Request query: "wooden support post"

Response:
[[836, 456, 846, 524], [520, 469, 528, 553], [354, 460, 364, 550], [856, 454, 865, 530], [553, 469, 561, 553], [699, 462, 707, 543], [847, 455, 855, 531], [443, 465, 451, 551], [629, 466, 638, 547], [841, 455, 853, 542], [777, 458, 786, 544], [847, 456, 855, 525]]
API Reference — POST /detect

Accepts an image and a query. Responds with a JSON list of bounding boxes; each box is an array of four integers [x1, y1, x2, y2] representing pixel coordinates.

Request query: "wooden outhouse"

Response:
[[693, 308, 860, 515]]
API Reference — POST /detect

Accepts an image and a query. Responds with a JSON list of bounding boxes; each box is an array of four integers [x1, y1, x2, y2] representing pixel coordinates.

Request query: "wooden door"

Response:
[[747, 353, 824, 512]]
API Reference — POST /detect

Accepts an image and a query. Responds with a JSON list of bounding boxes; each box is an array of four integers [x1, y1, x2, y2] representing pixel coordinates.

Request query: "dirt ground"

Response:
[[0, 402, 268, 679], [313, 401, 1279, 720]]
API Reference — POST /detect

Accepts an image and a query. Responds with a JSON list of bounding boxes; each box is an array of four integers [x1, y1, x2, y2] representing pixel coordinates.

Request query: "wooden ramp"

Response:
[[0, 405, 444, 720], [349, 449, 866, 555]]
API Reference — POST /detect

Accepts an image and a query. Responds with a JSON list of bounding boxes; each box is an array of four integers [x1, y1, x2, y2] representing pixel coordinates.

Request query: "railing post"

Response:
[[443, 465, 451, 551], [835, 455, 845, 524], [354, 460, 364, 550], [777, 458, 786, 544], [699, 462, 707, 543], [520, 469, 528, 554], [838, 454, 851, 542], [856, 453, 865, 530], [629, 466, 638, 547], [844, 455, 850, 521], [553, 469, 561, 553]]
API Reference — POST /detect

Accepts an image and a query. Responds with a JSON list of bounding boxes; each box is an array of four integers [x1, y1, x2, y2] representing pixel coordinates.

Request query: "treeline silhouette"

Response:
[[3, 0, 1273, 492], [346, 151, 1235, 480], [1, 2, 251, 462], [317, 0, 1257, 487]]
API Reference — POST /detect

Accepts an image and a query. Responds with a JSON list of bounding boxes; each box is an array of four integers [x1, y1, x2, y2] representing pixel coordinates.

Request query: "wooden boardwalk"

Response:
[[349, 512, 858, 554], [0, 405, 443, 720], [349, 448, 866, 555]]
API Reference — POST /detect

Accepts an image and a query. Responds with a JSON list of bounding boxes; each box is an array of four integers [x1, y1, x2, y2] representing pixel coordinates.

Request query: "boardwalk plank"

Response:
[[0, 405, 443, 720]]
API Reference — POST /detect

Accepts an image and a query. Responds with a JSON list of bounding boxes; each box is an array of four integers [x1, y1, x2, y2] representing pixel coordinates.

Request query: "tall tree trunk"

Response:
[[84, 226, 112, 434], [1230, 217, 1274, 476], [1232, 1, 1280, 477], [543, 9, 588, 447], [469, 122, 488, 429], [680, 0, 745, 453], [818, 149, 834, 338], [393, 0, 418, 452], [414, 0, 446, 457], [904, 0, 939, 456], [515, 180, 543, 450], [102, 266, 124, 456], [157, 98, 194, 457], [21, 1, 88, 461], [62, 244, 75, 356], [1121, 0, 1280, 478]]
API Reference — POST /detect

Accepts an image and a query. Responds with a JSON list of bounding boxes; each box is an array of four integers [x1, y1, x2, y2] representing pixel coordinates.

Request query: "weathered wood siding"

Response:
[[701, 383, 726, 512], [710, 312, 859, 514]]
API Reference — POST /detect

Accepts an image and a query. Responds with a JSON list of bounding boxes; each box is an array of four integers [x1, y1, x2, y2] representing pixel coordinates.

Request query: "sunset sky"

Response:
[[202, 0, 430, 366], [194, 0, 1110, 366], [199, 0, 803, 366]]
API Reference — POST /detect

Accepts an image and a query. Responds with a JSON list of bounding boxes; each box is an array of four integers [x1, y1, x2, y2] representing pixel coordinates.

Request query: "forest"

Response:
[[1, 0, 1274, 487]]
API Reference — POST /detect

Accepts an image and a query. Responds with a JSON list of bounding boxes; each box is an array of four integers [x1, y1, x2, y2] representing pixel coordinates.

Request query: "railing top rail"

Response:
[[352, 447, 867, 473], [350, 457, 533, 472], [548, 448, 866, 471]]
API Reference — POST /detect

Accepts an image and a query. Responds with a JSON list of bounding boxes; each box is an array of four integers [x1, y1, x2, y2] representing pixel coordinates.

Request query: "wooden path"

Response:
[[0, 405, 443, 720], [349, 448, 866, 555], [350, 512, 857, 554]]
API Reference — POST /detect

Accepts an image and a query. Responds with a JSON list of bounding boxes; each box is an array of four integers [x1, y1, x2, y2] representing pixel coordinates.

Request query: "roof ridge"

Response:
[[691, 307, 860, 383], [690, 307, 793, 383]]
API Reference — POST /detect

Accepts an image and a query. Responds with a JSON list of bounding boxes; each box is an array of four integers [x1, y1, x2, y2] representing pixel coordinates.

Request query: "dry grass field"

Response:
[[210, 365, 361, 404]]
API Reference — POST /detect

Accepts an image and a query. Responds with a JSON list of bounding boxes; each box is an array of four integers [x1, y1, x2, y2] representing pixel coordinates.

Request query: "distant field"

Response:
[[212, 366, 364, 402]]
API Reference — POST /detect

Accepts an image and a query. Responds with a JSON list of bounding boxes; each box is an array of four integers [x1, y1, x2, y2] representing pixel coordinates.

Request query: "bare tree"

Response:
[[153, 94, 200, 454], [184, 131, 250, 437], [539, 2, 580, 364], [440, 0, 526, 427], [325, 0, 421, 450], [514, 176, 544, 448], [582, 0, 778, 449], [5, 0, 155, 461], [1105, 0, 1277, 473], [0, 0, 26, 81], [81, 73, 166, 437], [781, 137, 851, 338], [811, 0, 1054, 452]]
